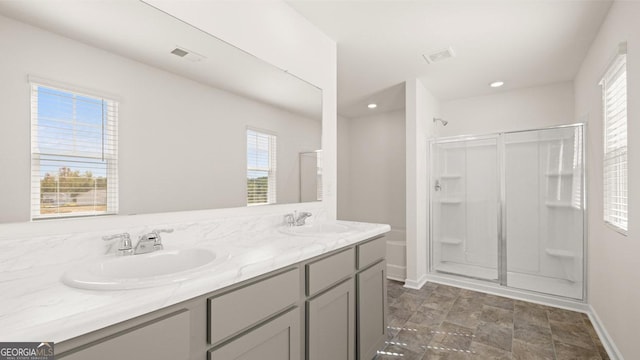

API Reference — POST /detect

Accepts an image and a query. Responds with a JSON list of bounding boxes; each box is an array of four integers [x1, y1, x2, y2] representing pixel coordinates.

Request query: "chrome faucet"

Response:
[[103, 233, 133, 256], [284, 211, 313, 226], [284, 213, 295, 226], [134, 228, 173, 255], [295, 211, 312, 226], [102, 228, 173, 256]]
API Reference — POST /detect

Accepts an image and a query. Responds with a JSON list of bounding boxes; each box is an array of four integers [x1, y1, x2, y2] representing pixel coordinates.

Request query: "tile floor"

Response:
[[378, 280, 609, 360]]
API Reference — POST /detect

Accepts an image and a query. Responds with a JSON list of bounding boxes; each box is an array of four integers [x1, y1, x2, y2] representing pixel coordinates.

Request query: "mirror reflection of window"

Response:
[[0, 1, 322, 224], [30, 82, 118, 220], [246, 129, 277, 205]]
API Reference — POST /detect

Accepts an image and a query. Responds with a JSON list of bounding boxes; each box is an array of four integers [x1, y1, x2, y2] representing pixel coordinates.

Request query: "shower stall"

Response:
[[429, 124, 585, 300]]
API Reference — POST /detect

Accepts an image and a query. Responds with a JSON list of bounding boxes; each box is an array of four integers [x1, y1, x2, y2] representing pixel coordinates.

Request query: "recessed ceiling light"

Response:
[[490, 81, 505, 88], [368, 103, 377, 109]]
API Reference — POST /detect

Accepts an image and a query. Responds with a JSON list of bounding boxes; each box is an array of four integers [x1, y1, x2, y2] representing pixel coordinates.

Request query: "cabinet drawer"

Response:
[[306, 248, 354, 297], [208, 268, 299, 344], [357, 236, 386, 270], [59, 310, 190, 360]]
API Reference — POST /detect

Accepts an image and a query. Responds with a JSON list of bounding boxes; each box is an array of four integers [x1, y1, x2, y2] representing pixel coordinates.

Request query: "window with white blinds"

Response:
[[247, 129, 276, 205], [600, 43, 628, 233], [31, 83, 118, 220]]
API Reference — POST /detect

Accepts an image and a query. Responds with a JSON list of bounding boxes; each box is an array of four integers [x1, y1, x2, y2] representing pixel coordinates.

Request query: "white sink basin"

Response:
[[280, 223, 352, 236], [62, 248, 226, 290]]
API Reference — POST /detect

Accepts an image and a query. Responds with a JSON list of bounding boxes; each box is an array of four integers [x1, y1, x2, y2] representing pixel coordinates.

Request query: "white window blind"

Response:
[[247, 129, 277, 205], [601, 44, 628, 233], [31, 83, 118, 220]]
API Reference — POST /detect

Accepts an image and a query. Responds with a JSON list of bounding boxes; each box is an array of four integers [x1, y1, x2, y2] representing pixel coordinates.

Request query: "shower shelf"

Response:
[[439, 237, 463, 245], [545, 201, 573, 208], [439, 198, 463, 204], [545, 248, 575, 259], [545, 171, 574, 177], [440, 174, 462, 179]]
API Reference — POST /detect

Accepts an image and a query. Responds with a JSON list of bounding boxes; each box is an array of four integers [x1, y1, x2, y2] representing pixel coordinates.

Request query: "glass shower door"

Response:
[[504, 126, 584, 299], [431, 136, 500, 281]]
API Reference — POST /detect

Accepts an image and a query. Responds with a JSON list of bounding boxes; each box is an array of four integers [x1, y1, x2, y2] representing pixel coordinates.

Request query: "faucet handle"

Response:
[[152, 228, 174, 235], [284, 213, 295, 226], [102, 233, 133, 255], [103, 233, 130, 241], [296, 212, 312, 226], [150, 228, 173, 250]]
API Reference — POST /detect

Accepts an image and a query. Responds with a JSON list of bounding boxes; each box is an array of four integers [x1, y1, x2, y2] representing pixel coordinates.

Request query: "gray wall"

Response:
[[574, 2, 640, 358], [337, 110, 406, 234]]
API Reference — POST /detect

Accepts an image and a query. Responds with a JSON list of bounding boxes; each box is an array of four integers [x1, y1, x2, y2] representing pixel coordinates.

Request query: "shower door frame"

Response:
[[428, 133, 502, 283], [428, 123, 588, 301]]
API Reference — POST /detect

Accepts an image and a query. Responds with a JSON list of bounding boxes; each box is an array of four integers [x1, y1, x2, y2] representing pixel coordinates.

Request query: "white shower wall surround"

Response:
[[430, 124, 586, 301]]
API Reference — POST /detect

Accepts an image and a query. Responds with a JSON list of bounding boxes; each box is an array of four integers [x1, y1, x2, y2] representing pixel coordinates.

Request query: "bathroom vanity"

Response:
[[56, 235, 386, 360], [0, 215, 389, 360]]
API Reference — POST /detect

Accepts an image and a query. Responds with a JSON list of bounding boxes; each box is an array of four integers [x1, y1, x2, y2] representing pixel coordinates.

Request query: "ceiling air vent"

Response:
[[170, 47, 206, 62], [422, 47, 456, 64], [171, 48, 188, 57]]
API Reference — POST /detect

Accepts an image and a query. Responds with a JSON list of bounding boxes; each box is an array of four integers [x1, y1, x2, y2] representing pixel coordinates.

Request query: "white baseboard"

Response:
[[587, 305, 624, 360], [403, 274, 428, 290], [386, 264, 406, 281], [386, 274, 405, 282]]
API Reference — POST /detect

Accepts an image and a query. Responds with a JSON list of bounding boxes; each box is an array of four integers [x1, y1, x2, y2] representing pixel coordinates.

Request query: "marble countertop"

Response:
[[0, 220, 390, 343]]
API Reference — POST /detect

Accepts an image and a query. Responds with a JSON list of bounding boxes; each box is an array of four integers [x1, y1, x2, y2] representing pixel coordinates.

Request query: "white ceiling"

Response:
[[288, 0, 613, 118], [0, 0, 322, 120]]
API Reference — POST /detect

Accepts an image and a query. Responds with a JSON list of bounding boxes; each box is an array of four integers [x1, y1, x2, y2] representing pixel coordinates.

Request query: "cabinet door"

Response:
[[307, 278, 355, 360], [357, 261, 386, 360], [208, 307, 300, 360], [59, 310, 190, 360]]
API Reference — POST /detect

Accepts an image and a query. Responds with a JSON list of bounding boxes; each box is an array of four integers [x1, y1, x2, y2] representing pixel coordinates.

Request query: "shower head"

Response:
[[433, 118, 448, 126]]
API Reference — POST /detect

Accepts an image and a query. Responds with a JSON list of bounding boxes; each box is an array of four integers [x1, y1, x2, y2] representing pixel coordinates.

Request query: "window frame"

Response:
[[600, 43, 628, 235], [30, 79, 119, 220], [246, 127, 277, 206]]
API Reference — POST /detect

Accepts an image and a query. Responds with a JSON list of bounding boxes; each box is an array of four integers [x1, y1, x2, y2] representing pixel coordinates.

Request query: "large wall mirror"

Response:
[[0, 1, 322, 224]]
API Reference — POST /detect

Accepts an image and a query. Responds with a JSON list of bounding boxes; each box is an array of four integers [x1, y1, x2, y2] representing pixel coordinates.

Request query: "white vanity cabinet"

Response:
[[55, 234, 387, 360]]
